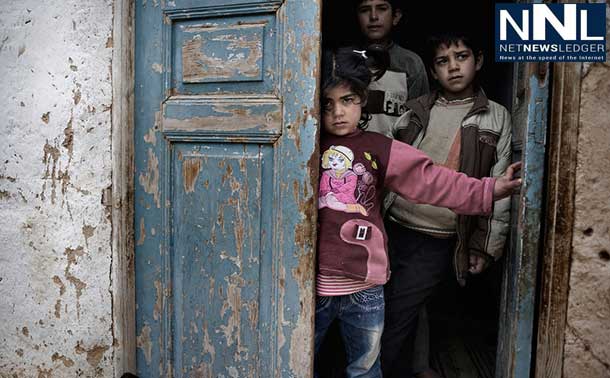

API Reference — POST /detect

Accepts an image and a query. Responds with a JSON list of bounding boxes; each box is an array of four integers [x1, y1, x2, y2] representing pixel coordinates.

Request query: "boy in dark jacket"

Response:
[[381, 31, 513, 378]]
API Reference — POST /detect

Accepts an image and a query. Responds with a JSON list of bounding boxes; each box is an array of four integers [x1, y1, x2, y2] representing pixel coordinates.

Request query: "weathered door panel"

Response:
[[496, 60, 550, 378], [172, 143, 275, 376], [135, 1, 320, 377]]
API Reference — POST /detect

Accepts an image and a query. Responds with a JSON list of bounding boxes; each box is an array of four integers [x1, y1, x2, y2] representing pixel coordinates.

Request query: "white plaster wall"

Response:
[[0, 1, 115, 376], [563, 4, 610, 377]]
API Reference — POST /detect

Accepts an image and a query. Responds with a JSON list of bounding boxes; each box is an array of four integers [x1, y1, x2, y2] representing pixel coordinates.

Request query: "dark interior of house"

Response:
[[321, 0, 514, 109], [317, 1, 514, 377]]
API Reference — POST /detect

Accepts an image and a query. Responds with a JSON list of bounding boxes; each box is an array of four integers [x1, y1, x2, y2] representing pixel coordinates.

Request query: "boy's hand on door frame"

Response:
[[493, 161, 522, 201]]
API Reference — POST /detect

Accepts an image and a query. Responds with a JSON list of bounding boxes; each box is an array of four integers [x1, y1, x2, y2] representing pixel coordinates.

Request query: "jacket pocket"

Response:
[[478, 131, 500, 175]]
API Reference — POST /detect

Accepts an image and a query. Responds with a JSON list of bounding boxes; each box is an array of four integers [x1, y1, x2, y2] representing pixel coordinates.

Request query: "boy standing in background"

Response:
[[354, 0, 429, 136], [381, 31, 513, 378]]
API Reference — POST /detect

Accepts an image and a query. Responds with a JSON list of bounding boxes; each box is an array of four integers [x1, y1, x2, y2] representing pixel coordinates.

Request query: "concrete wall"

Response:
[[0, 1, 116, 376], [563, 63, 610, 377], [563, 4, 610, 377]]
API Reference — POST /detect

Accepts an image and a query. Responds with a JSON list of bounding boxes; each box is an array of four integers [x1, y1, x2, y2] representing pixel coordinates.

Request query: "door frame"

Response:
[[110, 0, 136, 375], [496, 60, 551, 378], [533, 61, 582, 377], [496, 60, 582, 377]]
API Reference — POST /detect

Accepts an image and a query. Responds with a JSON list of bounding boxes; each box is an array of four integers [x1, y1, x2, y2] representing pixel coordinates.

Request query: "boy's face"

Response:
[[322, 83, 363, 136], [357, 0, 402, 45], [431, 40, 483, 100]]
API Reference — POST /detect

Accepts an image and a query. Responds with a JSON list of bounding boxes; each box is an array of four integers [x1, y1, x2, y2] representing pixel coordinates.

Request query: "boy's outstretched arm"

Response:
[[492, 162, 522, 200]]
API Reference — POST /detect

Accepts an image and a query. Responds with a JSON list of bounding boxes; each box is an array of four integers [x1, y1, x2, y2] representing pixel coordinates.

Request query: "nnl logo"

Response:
[[499, 4, 603, 41], [495, 4, 606, 62]]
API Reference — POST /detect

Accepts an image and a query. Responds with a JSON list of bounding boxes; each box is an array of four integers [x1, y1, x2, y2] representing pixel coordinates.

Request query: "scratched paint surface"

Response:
[[172, 13, 276, 95], [0, 0, 114, 376], [182, 23, 264, 83], [496, 62, 549, 378], [172, 144, 273, 376], [135, 1, 320, 377], [163, 100, 282, 134]]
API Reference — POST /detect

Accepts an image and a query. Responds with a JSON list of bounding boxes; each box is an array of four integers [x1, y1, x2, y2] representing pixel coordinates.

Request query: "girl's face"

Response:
[[322, 83, 363, 136]]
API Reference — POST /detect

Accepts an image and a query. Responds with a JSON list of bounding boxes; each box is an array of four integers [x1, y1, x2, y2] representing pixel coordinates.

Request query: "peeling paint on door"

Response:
[[137, 324, 153, 366], [136, 1, 320, 376], [182, 23, 265, 83], [182, 158, 201, 193], [138, 148, 161, 208]]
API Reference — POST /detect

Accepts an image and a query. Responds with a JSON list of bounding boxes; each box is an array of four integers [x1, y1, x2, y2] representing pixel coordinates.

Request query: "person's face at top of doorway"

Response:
[[356, 0, 402, 46], [431, 40, 483, 101]]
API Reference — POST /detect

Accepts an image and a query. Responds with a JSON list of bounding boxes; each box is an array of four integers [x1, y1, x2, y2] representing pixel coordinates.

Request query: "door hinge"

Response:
[[102, 185, 121, 209]]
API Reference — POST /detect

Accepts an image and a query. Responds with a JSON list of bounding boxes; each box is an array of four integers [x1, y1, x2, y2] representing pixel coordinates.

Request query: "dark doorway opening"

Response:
[[318, 1, 515, 377], [322, 1, 513, 109]]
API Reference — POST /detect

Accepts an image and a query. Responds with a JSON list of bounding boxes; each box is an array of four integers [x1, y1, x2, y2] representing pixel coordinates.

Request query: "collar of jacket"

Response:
[[407, 88, 490, 128]]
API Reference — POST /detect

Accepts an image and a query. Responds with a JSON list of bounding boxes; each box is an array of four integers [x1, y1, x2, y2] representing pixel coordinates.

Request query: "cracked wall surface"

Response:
[[563, 5, 610, 377], [0, 0, 115, 377]]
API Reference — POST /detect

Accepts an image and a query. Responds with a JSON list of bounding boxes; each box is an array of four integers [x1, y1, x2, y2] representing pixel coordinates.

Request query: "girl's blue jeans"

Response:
[[314, 285, 384, 378]]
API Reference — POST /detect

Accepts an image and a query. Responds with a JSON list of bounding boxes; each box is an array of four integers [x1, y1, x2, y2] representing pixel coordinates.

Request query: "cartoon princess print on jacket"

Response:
[[318, 145, 376, 216]]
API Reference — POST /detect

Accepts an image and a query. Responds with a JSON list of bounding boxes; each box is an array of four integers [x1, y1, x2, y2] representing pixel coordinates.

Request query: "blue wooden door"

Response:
[[134, 1, 320, 377]]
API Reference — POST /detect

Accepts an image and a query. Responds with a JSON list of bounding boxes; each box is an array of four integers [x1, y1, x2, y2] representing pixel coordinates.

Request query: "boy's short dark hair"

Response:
[[426, 31, 483, 69], [353, 0, 401, 12]]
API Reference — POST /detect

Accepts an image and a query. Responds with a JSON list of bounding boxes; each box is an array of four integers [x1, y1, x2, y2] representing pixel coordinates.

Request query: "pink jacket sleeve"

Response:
[[385, 140, 495, 216]]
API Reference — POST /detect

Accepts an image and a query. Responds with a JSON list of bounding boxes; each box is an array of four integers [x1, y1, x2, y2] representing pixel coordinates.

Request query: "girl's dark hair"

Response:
[[321, 44, 390, 130]]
